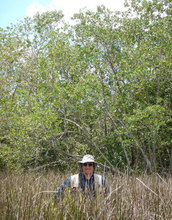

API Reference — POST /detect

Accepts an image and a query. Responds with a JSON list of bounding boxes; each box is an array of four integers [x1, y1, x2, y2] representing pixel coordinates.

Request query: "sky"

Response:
[[0, 0, 125, 29]]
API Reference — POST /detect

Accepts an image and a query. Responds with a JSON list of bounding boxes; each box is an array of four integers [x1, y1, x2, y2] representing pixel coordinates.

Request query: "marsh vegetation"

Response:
[[0, 171, 171, 219]]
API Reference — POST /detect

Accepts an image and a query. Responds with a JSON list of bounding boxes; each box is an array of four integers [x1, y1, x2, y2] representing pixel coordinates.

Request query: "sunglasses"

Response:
[[83, 163, 94, 167]]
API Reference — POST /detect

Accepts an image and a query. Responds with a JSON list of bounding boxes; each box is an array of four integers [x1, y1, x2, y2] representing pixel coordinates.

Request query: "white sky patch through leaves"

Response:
[[26, 0, 126, 19]]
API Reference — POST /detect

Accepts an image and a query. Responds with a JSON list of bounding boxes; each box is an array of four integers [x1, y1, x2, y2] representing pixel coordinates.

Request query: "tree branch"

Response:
[[60, 117, 124, 175]]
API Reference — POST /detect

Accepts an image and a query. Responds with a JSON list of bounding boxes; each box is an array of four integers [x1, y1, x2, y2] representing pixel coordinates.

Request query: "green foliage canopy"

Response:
[[0, 0, 171, 172]]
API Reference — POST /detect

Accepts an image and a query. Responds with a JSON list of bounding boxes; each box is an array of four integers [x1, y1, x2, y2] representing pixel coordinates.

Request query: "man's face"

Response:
[[82, 162, 94, 179]]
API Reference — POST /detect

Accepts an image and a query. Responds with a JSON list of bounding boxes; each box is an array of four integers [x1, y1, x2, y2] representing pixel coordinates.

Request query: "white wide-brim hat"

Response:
[[78, 154, 97, 164]]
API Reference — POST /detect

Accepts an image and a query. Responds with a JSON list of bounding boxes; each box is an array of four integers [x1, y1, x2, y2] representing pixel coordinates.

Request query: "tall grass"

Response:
[[0, 171, 171, 219]]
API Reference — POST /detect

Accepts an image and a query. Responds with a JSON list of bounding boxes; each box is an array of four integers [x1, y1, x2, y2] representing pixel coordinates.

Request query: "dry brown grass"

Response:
[[0, 171, 171, 219]]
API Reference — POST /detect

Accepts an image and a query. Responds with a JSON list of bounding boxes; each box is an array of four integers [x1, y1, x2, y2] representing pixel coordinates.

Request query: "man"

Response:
[[56, 154, 111, 200]]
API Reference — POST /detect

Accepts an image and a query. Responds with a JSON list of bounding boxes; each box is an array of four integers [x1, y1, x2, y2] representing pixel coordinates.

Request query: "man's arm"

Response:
[[102, 176, 112, 195], [56, 176, 71, 200]]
